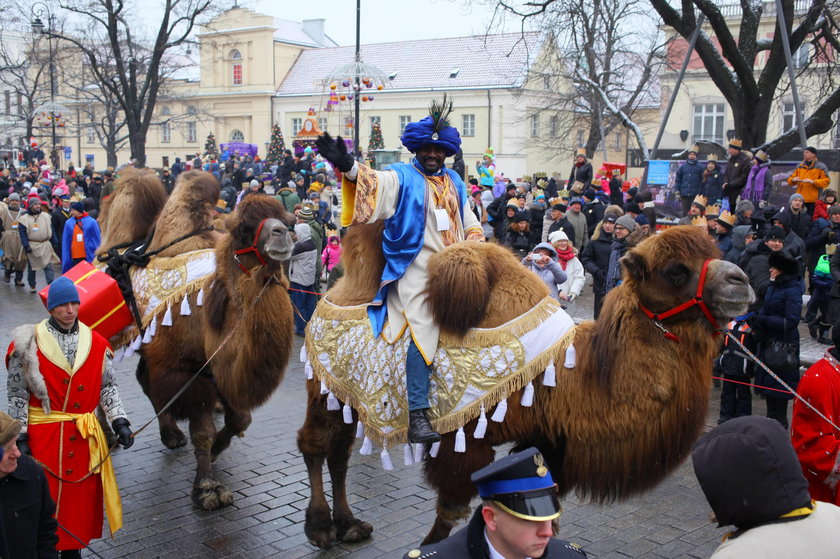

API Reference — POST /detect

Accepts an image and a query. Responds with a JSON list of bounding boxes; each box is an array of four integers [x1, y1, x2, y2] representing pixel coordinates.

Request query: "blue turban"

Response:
[[400, 116, 461, 157]]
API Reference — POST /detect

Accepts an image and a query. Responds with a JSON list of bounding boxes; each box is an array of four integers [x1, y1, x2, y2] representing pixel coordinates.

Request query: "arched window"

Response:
[[160, 106, 171, 116], [230, 50, 242, 86], [186, 105, 197, 115], [230, 130, 245, 141]]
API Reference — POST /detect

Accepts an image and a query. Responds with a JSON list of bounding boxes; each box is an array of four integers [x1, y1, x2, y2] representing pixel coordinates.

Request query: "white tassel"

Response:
[[413, 443, 424, 463], [355, 421, 364, 439], [124, 344, 135, 359], [454, 427, 466, 453], [342, 403, 353, 424], [474, 405, 488, 439], [130, 335, 142, 351], [403, 444, 414, 466], [180, 296, 191, 316], [491, 399, 508, 423], [327, 392, 340, 411], [196, 288, 204, 306], [300, 344, 307, 363], [381, 447, 394, 470], [141, 326, 153, 344], [360, 436, 373, 455], [520, 381, 534, 407], [113, 347, 125, 363], [161, 304, 173, 326], [148, 315, 158, 337], [304, 361, 313, 380], [543, 362, 556, 387], [564, 344, 576, 369], [320, 380, 329, 395], [429, 441, 441, 458]]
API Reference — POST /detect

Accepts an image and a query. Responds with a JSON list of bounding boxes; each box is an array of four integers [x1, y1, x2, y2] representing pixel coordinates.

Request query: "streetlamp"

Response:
[[31, 2, 59, 169]]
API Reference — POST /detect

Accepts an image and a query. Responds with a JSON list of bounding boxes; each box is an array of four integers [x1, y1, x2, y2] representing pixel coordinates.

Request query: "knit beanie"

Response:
[[829, 205, 840, 216], [47, 276, 80, 310], [0, 411, 21, 446], [789, 193, 805, 205], [735, 200, 754, 215], [70, 202, 85, 213], [615, 214, 637, 232]]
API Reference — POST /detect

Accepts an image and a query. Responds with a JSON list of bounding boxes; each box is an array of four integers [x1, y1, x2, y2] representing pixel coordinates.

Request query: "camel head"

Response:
[[619, 226, 754, 331], [97, 167, 167, 256], [228, 196, 295, 273]]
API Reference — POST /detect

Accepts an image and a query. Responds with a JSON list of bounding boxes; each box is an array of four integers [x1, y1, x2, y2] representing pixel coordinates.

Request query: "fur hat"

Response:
[[821, 189, 837, 201], [47, 276, 80, 310], [0, 411, 21, 447], [551, 203, 567, 213], [735, 200, 754, 215], [768, 250, 798, 276], [512, 212, 529, 223], [615, 214, 637, 232], [764, 225, 786, 242]]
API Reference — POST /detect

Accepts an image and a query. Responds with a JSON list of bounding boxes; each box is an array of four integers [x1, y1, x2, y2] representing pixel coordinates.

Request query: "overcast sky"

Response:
[[239, 0, 522, 45]]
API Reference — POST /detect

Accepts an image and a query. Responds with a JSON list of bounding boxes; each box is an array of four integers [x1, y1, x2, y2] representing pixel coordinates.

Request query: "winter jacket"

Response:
[[547, 217, 576, 247], [605, 228, 646, 292], [557, 256, 586, 299], [526, 201, 547, 246], [788, 158, 831, 203], [583, 200, 605, 237], [0, 454, 58, 559], [505, 228, 532, 259], [725, 225, 752, 264], [608, 178, 623, 207], [580, 230, 613, 295], [752, 272, 803, 398], [565, 209, 588, 250], [722, 151, 752, 199], [289, 223, 317, 286], [702, 167, 725, 202], [675, 160, 704, 198], [774, 207, 811, 242], [321, 240, 342, 273], [522, 245, 568, 301], [716, 230, 733, 257], [568, 162, 593, 190], [740, 240, 774, 308]]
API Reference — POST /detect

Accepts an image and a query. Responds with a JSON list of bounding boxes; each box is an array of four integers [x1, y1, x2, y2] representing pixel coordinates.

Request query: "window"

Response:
[[3, 91, 9, 115], [231, 50, 243, 86], [230, 130, 245, 141], [834, 113, 840, 148], [543, 75, 551, 90], [318, 117, 327, 132], [161, 122, 171, 143], [549, 115, 558, 138], [16, 93, 22, 113], [783, 102, 803, 132], [530, 114, 539, 138], [344, 117, 354, 134], [576, 129, 584, 148], [160, 105, 171, 116], [793, 44, 810, 68], [86, 126, 95, 144], [692, 103, 725, 143], [370, 116, 380, 127], [186, 105, 197, 115], [292, 118, 302, 135], [187, 122, 197, 142], [462, 114, 475, 137], [614, 133, 621, 151], [399, 115, 411, 135]]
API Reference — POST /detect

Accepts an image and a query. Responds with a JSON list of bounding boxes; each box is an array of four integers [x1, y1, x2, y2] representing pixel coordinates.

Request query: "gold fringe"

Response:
[[441, 297, 561, 347], [305, 320, 578, 449], [314, 299, 369, 321]]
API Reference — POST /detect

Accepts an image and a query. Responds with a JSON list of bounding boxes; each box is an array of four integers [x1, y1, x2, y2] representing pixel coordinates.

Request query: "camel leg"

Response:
[[420, 432, 495, 545], [211, 395, 252, 461], [136, 357, 187, 449], [190, 408, 233, 510], [328, 411, 373, 544], [297, 387, 338, 548]]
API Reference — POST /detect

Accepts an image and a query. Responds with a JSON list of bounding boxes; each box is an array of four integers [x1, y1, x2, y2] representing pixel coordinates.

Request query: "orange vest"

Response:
[[71, 220, 86, 259]]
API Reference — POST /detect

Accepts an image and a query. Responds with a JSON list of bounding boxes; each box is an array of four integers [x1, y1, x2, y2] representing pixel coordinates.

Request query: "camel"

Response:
[[297, 225, 754, 547], [99, 170, 296, 509]]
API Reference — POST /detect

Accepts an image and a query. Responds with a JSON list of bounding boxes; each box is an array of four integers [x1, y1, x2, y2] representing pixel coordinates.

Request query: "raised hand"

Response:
[[315, 132, 355, 173]]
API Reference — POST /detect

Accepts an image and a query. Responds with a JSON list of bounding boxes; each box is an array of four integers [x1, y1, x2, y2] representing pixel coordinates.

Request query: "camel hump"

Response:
[[425, 242, 508, 337]]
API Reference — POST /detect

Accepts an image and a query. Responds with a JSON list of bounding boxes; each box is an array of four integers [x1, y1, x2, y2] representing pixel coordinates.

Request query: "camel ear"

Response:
[[620, 251, 647, 283]]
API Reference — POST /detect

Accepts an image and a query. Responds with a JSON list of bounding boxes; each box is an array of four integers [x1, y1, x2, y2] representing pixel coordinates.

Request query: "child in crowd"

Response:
[[322, 235, 342, 282], [522, 242, 567, 301], [716, 315, 756, 424]]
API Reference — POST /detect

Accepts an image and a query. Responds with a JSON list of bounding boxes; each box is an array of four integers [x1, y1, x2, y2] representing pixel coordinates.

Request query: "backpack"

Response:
[[717, 319, 755, 378]]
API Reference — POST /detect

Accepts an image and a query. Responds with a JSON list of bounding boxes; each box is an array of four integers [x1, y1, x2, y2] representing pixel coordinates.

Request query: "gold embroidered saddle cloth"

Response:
[[302, 296, 576, 451], [100, 249, 216, 357]]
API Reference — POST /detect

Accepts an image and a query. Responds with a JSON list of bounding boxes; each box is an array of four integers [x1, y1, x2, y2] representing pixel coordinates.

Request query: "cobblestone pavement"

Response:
[[0, 270, 815, 558]]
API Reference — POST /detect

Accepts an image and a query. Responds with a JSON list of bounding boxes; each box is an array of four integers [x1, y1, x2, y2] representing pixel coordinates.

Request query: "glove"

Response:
[[17, 433, 31, 456], [594, 270, 605, 284], [112, 418, 134, 449], [823, 228, 837, 242], [314, 132, 355, 173]]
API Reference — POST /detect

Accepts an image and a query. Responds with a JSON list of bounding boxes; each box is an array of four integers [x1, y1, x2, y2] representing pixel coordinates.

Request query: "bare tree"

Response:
[[495, 0, 664, 160], [649, 0, 840, 158], [50, 0, 219, 167]]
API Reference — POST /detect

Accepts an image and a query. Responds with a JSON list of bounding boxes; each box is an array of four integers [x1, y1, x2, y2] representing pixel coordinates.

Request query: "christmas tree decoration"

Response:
[[366, 121, 384, 164], [266, 124, 286, 167], [204, 132, 218, 159]]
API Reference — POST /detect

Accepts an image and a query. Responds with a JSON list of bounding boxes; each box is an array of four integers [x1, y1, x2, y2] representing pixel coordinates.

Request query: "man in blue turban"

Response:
[[317, 98, 484, 443]]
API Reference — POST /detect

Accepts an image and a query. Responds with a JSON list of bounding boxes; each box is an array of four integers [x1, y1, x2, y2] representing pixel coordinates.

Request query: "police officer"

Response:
[[403, 448, 586, 559]]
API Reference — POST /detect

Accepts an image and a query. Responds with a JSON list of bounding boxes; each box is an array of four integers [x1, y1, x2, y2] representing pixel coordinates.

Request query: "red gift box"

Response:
[[39, 261, 133, 341]]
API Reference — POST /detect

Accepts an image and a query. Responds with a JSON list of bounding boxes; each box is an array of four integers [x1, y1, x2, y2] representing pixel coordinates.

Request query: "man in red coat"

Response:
[[5, 277, 134, 558], [791, 323, 840, 506]]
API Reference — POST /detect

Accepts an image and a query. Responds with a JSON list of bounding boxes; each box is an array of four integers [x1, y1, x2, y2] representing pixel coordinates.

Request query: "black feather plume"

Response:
[[428, 94, 454, 133]]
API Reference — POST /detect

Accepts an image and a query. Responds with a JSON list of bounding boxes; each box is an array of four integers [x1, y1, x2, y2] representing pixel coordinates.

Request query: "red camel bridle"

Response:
[[233, 218, 269, 276], [638, 258, 719, 343]]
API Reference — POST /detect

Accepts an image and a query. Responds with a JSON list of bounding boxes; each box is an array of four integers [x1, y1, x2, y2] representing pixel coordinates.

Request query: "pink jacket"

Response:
[[322, 242, 342, 272]]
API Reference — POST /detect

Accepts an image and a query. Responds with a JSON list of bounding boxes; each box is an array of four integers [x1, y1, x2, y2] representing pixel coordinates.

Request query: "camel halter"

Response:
[[233, 218, 269, 276], [638, 258, 719, 343]]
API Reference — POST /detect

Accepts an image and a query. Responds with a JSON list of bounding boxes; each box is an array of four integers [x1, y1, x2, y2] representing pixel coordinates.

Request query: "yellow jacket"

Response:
[[787, 159, 830, 203]]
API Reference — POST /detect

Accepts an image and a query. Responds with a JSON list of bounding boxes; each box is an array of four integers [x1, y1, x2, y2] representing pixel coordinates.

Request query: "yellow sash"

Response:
[[29, 406, 122, 537]]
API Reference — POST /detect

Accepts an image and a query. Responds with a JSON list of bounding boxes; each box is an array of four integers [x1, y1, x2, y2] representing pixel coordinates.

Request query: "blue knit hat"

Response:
[[47, 277, 80, 310]]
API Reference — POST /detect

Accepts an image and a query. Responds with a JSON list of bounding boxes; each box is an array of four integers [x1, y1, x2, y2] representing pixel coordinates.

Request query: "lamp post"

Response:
[[31, 2, 59, 169]]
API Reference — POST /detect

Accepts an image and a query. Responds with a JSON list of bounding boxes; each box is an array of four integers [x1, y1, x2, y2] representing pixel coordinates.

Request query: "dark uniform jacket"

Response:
[[0, 454, 58, 559], [403, 508, 586, 559], [722, 152, 752, 199]]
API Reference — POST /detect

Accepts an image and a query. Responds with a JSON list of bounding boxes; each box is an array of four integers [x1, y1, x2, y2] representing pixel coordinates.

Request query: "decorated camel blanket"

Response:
[[302, 296, 576, 452], [99, 249, 216, 358]]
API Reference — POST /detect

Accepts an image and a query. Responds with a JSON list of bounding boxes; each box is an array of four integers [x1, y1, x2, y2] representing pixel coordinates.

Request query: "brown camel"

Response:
[[100, 171, 296, 509], [297, 225, 754, 547]]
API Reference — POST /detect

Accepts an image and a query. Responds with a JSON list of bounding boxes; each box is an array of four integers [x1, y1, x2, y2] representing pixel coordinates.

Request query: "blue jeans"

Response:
[[290, 281, 315, 334], [406, 339, 432, 411], [27, 262, 54, 289]]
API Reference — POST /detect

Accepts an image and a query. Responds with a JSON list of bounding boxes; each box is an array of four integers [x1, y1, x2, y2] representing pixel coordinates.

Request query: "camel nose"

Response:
[[717, 260, 748, 287]]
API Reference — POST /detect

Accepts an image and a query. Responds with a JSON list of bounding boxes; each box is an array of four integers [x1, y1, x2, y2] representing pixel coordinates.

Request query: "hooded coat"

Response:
[[693, 416, 840, 558], [522, 242, 567, 300], [289, 223, 317, 286], [725, 225, 752, 264]]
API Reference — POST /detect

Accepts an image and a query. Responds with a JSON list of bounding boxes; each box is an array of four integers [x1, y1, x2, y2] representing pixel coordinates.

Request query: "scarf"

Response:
[[555, 246, 576, 270], [743, 165, 769, 203]]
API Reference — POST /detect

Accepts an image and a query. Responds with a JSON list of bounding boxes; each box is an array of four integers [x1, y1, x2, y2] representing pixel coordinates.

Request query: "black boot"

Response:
[[818, 326, 833, 345], [808, 322, 818, 339], [408, 409, 441, 444], [60, 550, 82, 559]]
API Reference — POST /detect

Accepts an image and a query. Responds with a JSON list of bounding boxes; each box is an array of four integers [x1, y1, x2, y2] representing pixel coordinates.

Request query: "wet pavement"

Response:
[[0, 268, 818, 558]]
